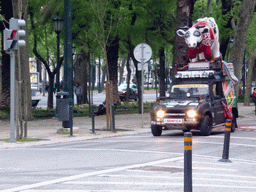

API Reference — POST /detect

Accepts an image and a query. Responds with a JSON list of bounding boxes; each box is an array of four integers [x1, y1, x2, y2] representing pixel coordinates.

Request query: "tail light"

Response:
[[122, 91, 126, 95]]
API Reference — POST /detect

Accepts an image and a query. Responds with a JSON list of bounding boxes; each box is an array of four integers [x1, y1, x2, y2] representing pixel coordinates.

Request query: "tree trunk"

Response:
[[12, 0, 32, 139], [47, 73, 54, 109], [107, 36, 121, 105], [159, 47, 165, 97], [119, 59, 126, 85], [74, 52, 89, 104], [126, 54, 131, 101], [0, 1, 12, 109], [172, 0, 194, 74], [230, 0, 256, 98], [220, 0, 233, 60], [244, 48, 256, 106]]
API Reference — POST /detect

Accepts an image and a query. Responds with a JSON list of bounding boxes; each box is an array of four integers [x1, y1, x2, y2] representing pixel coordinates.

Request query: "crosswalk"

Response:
[[4, 155, 256, 192]]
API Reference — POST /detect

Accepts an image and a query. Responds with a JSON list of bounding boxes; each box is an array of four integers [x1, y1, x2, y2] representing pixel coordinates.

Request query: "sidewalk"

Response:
[[0, 103, 255, 148]]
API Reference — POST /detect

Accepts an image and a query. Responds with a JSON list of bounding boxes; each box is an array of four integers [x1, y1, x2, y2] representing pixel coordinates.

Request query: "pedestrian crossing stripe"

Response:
[[213, 126, 256, 132]]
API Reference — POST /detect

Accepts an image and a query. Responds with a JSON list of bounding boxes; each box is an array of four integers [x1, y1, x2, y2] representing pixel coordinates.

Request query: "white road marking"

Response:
[[210, 135, 256, 140], [99, 174, 256, 183], [0, 156, 183, 192], [177, 160, 233, 166], [20, 191, 168, 192], [240, 126, 256, 129], [154, 165, 237, 172], [63, 181, 256, 189]]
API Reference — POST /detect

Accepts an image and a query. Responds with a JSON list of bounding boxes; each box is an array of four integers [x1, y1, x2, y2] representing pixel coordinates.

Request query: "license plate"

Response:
[[164, 119, 184, 124]]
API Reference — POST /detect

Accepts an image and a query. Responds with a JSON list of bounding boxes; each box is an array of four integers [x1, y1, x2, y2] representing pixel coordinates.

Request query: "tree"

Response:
[[244, 13, 256, 106], [89, 0, 123, 130], [0, 0, 12, 109], [172, 0, 195, 76], [219, 0, 233, 60], [28, 0, 64, 109], [230, 0, 256, 100]]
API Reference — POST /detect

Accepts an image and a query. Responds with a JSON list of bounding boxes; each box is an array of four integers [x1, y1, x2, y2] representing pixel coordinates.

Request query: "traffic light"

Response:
[[3, 18, 26, 51]]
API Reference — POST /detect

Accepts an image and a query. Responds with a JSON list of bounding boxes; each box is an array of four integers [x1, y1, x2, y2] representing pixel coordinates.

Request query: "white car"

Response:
[[118, 83, 138, 93]]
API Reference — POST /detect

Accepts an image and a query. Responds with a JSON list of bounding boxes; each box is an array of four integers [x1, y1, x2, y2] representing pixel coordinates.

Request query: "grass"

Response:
[[58, 131, 70, 134], [2, 137, 40, 142]]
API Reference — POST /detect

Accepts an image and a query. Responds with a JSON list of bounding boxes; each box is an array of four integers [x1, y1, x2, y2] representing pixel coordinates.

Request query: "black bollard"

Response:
[[112, 104, 115, 132], [92, 105, 95, 134], [184, 132, 192, 192], [219, 119, 232, 163]]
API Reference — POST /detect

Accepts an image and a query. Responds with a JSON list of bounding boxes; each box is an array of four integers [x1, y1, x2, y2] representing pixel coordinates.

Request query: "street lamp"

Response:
[[53, 13, 63, 93]]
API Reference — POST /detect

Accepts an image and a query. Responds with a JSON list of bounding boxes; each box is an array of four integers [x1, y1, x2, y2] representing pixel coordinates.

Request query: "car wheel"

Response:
[[134, 96, 138, 101], [200, 115, 212, 136], [231, 117, 236, 132], [151, 125, 162, 136]]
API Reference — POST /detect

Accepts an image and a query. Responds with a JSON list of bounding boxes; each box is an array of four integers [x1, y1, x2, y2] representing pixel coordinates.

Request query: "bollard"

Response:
[[219, 119, 232, 163], [112, 104, 115, 132], [184, 132, 192, 192], [92, 105, 95, 134]]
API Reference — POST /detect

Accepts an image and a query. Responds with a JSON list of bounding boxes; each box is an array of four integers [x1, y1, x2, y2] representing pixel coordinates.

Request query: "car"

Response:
[[150, 69, 238, 136], [119, 88, 138, 101], [118, 83, 138, 93]]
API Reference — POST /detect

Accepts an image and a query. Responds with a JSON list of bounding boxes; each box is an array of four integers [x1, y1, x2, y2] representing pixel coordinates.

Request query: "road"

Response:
[[1, 128, 256, 191], [32, 91, 158, 108]]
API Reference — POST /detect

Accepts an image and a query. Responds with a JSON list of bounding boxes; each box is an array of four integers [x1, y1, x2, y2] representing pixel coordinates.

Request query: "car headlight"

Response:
[[156, 110, 165, 118], [187, 110, 196, 118]]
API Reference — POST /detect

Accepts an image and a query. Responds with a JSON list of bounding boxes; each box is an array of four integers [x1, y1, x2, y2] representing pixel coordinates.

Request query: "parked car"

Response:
[[119, 88, 138, 101], [118, 83, 138, 93]]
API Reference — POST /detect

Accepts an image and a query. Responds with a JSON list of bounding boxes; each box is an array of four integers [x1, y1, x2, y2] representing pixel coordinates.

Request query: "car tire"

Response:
[[200, 115, 212, 136], [134, 96, 138, 101], [151, 125, 162, 136]]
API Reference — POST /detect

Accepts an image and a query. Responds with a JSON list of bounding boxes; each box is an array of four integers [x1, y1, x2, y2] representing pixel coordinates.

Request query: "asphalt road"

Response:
[[1, 129, 256, 192]]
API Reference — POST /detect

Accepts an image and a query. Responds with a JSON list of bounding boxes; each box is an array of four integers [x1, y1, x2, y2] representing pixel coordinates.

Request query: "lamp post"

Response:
[[53, 13, 63, 93], [98, 56, 101, 93]]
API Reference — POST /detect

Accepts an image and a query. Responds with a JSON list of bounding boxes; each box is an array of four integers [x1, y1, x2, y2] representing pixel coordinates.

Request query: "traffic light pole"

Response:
[[3, 17, 27, 142], [9, 50, 16, 142]]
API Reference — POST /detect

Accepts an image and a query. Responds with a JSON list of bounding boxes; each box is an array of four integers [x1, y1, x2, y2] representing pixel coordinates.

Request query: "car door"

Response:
[[211, 82, 226, 125]]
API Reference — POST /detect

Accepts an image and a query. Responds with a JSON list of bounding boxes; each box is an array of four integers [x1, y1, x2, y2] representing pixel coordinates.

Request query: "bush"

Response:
[[238, 94, 254, 103], [1, 102, 156, 121], [0, 109, 10, 121]]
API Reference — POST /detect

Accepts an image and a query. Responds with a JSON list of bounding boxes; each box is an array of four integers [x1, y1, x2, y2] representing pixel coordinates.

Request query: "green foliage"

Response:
[[246, 13, 256, 50], [0, 109, 10, 121], [238, 94, 254, 103]]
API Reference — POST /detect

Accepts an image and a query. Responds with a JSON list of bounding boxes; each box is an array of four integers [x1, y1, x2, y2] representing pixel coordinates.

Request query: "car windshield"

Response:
[[168, 83, 209, 98]]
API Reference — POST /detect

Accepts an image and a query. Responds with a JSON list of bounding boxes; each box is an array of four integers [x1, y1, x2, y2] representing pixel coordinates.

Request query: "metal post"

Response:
[[184, 132, 192, 192], [55, 33, 60, 117], [56, 33, 60, 92], [242, 53, 246, 94], [9, 51, 16, 142], [64, 0, 73, 136], [141, 46, 144, 128], [92, 105, 95, 134], [219, 119, 232, 162], [98, 56, 101, 93], [112, 104, 115, 132]]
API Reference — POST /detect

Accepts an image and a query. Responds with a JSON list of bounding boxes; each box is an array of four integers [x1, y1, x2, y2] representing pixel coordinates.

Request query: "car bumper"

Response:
[[151, 118, 199, 130]]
